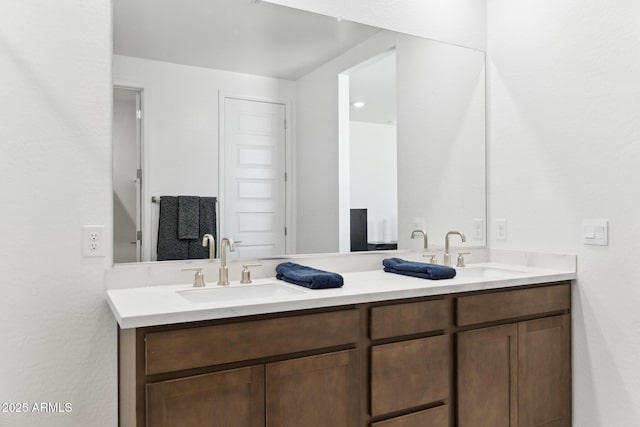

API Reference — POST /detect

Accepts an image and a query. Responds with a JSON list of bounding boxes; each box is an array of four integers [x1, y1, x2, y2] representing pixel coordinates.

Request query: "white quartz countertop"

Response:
[[106, 262, 576, 329]]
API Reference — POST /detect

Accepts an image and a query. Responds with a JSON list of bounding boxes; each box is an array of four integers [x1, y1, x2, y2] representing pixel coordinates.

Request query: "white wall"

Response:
[[113, 55, 295, 260], [296, 31, 398, 253], [487, 1, 640, 425], [396, 38, 486, 248], [350, 121, 398, 243], [0, 1, 115, 426]]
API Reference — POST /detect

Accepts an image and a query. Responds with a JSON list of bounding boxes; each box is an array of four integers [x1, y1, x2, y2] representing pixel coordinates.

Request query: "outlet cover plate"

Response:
[[83, 225, 105, 257]]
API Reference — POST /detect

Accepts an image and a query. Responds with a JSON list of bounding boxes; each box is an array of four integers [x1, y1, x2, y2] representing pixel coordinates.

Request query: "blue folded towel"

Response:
[[275, 262, 344, 289], [382, 258, 456, 280]]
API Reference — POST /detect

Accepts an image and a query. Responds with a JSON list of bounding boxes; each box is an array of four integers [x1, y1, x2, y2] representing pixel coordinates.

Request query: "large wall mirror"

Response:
[[112, 0, 486, 264]]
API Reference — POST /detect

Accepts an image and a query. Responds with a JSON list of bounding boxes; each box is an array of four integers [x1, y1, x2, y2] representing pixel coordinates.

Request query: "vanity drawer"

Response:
[[456, 283, 570, 327], [371, 405, 449, 427], [370, 299, 449, 340], [145, 309, 359, 375], [370, 335, 449, 417]]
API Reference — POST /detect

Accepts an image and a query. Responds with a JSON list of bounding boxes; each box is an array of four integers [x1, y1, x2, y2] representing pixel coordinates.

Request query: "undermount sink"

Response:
[[177, 282, 306, 304], [454, 265, 527, 279]]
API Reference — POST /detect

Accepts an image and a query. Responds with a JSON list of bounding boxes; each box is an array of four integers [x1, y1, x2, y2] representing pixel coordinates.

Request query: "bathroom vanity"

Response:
[[109, 260, 574, 427]]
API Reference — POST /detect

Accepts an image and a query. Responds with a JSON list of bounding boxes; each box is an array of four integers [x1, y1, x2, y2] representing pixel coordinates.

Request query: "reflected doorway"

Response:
[[113, 86, 143, 263], [339, 50, 398, 252], [220, 96, 288, 259]]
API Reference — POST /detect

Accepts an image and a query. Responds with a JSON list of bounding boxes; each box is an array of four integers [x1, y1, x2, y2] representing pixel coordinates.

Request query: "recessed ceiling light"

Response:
[[352, 101, 366, 108]]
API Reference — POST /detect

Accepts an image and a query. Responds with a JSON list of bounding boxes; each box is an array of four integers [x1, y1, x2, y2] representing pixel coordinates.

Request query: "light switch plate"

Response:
[[582, 219, 608, 246]]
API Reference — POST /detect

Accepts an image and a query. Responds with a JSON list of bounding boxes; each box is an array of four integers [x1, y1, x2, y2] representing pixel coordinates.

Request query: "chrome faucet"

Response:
[[411, 229, 428, 249], [444, 231, 466, 266], [218, 237, 236, 286], [202, 234, 215, 260]]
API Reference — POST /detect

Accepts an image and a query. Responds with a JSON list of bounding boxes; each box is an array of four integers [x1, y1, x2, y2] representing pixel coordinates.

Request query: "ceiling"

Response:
[[113, 0, 396, 124], [113, 0, 382, 81]]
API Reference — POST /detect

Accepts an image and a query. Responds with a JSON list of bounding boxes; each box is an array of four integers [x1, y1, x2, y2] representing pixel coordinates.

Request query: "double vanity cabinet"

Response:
[[118, 280, 571, 427]]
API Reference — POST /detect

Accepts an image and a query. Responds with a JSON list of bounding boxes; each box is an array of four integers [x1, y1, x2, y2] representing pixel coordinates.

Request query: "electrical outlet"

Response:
[[496, 219, 508, 241], [83, 225, 105, 257]]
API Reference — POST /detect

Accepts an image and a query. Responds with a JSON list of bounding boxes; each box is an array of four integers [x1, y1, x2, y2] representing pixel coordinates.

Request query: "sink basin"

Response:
[[177, 282, 306, 304], [454, 266, 527, 279]]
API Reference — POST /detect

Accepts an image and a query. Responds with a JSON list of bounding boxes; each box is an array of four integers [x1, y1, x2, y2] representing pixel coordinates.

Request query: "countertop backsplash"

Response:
[[105, 248, 577, 290], [104, 247, 492, 290]]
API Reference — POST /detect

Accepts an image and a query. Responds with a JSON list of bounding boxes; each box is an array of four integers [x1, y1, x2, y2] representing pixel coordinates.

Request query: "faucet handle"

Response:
[[422, 253, 438, 264], [456, 252, 471, 268], [240, 264, 262, 284], [182, 267, 206, 287]]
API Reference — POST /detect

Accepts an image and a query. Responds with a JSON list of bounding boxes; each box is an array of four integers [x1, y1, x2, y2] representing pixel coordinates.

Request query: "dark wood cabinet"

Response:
[[146, 365, 265, 427], [369, 298, 449, 340], [458, 323, 518, 427], [457, 314, 571, 427], [370, 405, 449, 427], [371, 336, 449, 417], [120, 282, 571, 427], [144, 310, 359, 375], [266, 350, 359, 427], [518, 315, 571, 427]]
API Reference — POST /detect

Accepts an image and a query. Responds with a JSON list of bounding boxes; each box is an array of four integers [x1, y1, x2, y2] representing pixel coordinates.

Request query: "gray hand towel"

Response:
[[188, 197, 217, 259], [178, 196, 200, 239], [157, 196, 189, 261]]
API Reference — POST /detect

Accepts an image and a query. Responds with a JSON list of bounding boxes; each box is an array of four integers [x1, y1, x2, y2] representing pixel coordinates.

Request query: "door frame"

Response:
[[218, 92, 294, 255], [113, 84, 147, 262]]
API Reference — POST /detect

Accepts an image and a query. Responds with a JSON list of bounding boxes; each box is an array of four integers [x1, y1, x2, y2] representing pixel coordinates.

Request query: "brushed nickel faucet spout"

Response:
[[444, 231, 466, 267], [411, 229, 428, 250], [202, 234, 215, 260], [218, 237, 236, 286]]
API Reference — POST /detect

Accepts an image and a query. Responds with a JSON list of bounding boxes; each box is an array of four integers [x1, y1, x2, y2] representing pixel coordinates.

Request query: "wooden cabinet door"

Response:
[[457, 324, 518, 427], [146, 366, 264, 427], [266, 350, 359, 427], [518, 315, 571, 427]]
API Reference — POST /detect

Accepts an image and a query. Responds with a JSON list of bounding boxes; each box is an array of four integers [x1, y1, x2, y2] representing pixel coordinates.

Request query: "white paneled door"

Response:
[[222, 97, 286, 258]]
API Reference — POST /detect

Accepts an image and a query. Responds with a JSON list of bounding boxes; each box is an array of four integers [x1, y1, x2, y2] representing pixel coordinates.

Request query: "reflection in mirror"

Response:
[[343, 51, 398, 252], [112, 0, 485, 264], [113, 86, 143, 263]]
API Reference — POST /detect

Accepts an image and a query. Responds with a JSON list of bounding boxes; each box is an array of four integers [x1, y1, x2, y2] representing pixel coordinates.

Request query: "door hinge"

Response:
[[284, 119, 287, 130], [284, 227, 287, 236], [137, 230, 142, 241], [136, 169, 143, 179], [136, 109, 142, 120], [284, 172, 288, 182]]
